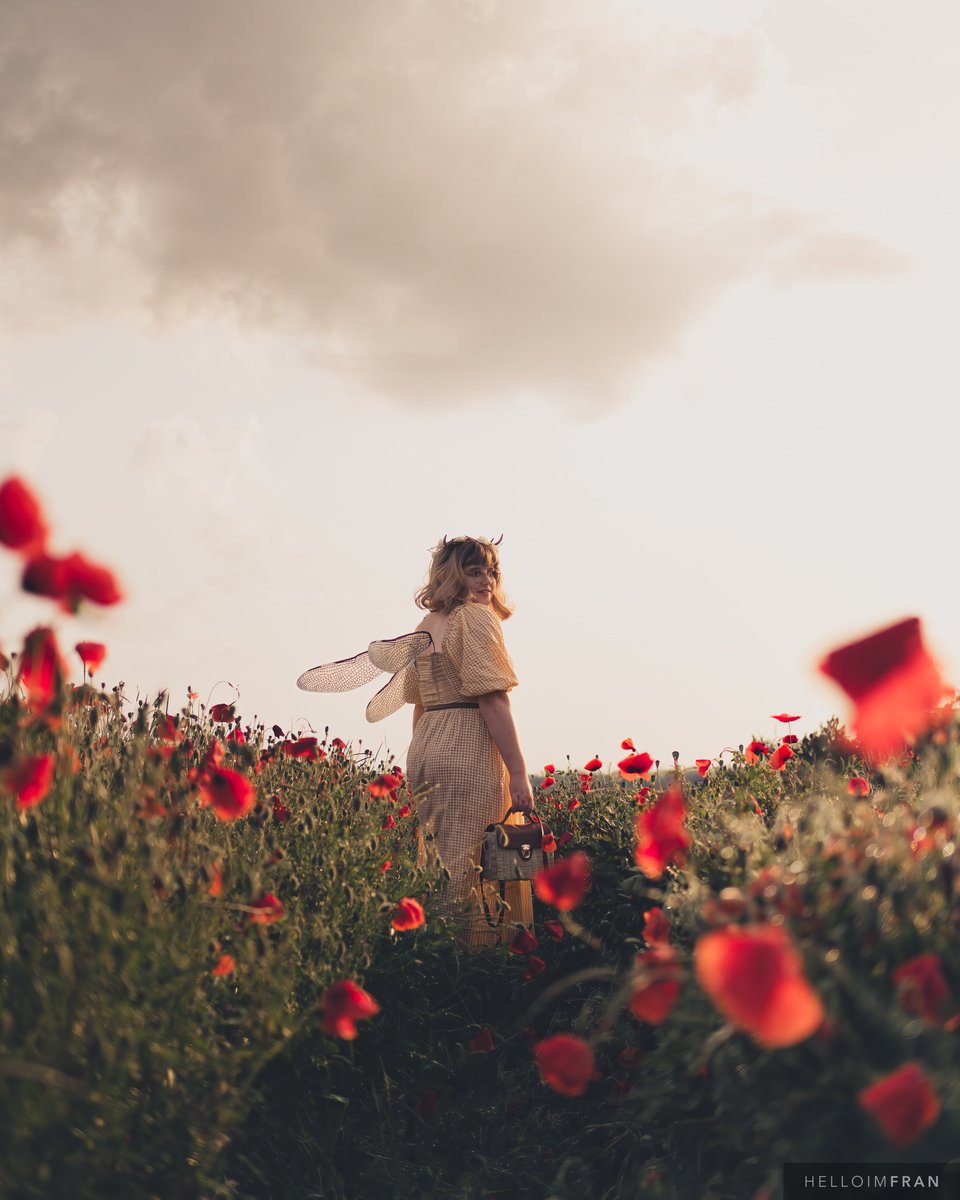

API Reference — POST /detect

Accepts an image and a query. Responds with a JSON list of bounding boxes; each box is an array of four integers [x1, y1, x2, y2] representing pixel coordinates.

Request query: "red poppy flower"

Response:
[[71, 552, 123, 607], [154, 714, 179, 743], [769, 744, 794, 771], [17, 627, 65, 707], [629, 944, 682, 1025], [858, 1063, 940, 1148], [320, 979, 380, 1040], [558, 831, 573, 849], [694, 923, 825, 1048], [635, 787, 651, 804], [509, 927, 538, 955], [227, 725, 246, 745], [534, 1034, 597, 1096], [248, 892, 285, 924], [469, 1026, 495, 1053], [543, 763, 556, 775], [635, 787, 688, 879], [782, 734, 798, 744], [534, 852, 591, 911], [848, 777, 870, 797], [621, 737, 635, 751], [540, 776, 555, 789], [369, 772, 402, 798], [694, 759, 711, 777], [210, 703, 235, 723], [544, 920, 564, 941], [819, 618, 950, 760], [285, 736, 322, 760], [198, 766, 256, 821], [20, 552, 66, 603], [397, 803, 412, 818], [330, 736, 347, 750], [212, 954, 236, 977], [382, 814, 396, 830], [523, 955, 546, 981], [380, 860, 392, 871], [272, 795, 290, 823], [0, 477, 47, 555], [618, 752, 653, 781], [892, 954, 959, 1026], [541, 832, 557, 854], [771, 713, 801, 723], [643, 907, 671, 946], [745, 741, 769, 764], [567, 798, 581, 811], [75, 641, 106, 676], [584, 757, 602, 772], [4, 754, 55, 810], [32, 552, 122, 612], [391, 897, 426, 931]]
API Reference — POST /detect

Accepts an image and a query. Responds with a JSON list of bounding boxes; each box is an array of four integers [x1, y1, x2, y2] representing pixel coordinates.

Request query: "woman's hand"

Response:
[[509, 772, 536, 813]]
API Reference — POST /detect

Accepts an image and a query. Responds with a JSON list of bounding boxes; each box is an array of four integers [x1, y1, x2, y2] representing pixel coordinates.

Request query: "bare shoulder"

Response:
[[415, 608, 450, 649]]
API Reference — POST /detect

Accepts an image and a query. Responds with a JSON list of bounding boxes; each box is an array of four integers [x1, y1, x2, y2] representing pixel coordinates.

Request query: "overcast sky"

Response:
[[2, 0, 958, 773]]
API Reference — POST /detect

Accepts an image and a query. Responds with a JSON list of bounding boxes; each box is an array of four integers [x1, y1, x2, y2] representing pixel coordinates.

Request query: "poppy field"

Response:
[[3, 475, 960, 1200]]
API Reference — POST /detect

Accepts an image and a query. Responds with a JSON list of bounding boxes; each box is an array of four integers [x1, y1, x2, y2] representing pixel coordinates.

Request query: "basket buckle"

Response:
[[519, 844, 532, 860]]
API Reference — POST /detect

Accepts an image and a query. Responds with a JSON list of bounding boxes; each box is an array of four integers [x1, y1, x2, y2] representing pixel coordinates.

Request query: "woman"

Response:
[[403, 535, 535, 952], [296, 534, 536, 953]]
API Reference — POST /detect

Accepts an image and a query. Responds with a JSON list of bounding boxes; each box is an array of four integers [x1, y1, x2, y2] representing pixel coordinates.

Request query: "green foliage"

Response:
[[5, 678, 960, 1199]]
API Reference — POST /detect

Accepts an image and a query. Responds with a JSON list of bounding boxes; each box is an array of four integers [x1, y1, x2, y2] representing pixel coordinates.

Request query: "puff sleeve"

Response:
[[444, 603, 519, 697]]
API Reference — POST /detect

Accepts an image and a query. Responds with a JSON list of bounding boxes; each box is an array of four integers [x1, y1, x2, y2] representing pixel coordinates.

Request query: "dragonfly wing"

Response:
[[296, 649, 383, 693]]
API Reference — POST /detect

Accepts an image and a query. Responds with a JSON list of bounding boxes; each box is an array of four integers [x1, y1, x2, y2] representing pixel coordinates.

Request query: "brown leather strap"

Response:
[[423, 702, 480, 711]]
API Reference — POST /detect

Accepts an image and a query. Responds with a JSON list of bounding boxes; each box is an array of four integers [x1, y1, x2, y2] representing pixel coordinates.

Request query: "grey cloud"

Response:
[[0, 0, 899, 411]]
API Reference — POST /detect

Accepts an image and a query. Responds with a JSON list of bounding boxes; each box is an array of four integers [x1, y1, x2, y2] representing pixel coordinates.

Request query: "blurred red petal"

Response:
[[320, 979, 380, 1039], [75, 641, 106, 674], [17, 627, 65, 707], [533, 852, 590, 911], [199, 766, 256, 821], [534, 1034, 596, 1096], [248, 892, 285, 924], [694, 924, 824, 1047], [0, 477, 48, 554], [4, 754, 55, 809], [634, 787, 688, 879], [858, 1063, 940, 1148], [819, 618, 950, 759]]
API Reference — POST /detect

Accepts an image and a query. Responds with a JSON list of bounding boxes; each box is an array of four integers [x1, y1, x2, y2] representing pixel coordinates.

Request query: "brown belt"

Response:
[[423, 702, 479, 711]]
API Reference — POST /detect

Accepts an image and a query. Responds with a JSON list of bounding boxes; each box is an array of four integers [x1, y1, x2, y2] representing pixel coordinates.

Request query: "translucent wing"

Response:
[[296, 650, 382, 693], [297, 631, 433, 695]]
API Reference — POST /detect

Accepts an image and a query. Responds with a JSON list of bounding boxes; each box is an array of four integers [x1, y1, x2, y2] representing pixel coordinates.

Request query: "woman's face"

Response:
[[462, 560, 499, 605]]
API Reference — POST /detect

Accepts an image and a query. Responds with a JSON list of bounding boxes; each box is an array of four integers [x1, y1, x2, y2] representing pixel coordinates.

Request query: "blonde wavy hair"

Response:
[[414, 536, 513, 619]]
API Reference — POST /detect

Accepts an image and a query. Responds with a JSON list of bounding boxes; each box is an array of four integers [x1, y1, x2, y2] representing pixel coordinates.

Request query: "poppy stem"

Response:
[[512, 966, 621, 1030]]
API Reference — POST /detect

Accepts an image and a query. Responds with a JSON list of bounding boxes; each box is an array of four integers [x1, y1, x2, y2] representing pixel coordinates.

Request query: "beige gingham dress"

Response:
[[403, 602, 534, 952]]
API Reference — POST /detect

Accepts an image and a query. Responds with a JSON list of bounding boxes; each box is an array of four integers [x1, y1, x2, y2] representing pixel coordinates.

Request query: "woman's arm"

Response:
[[476, 691, 535, 812], [412, 699, 425, 735]]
